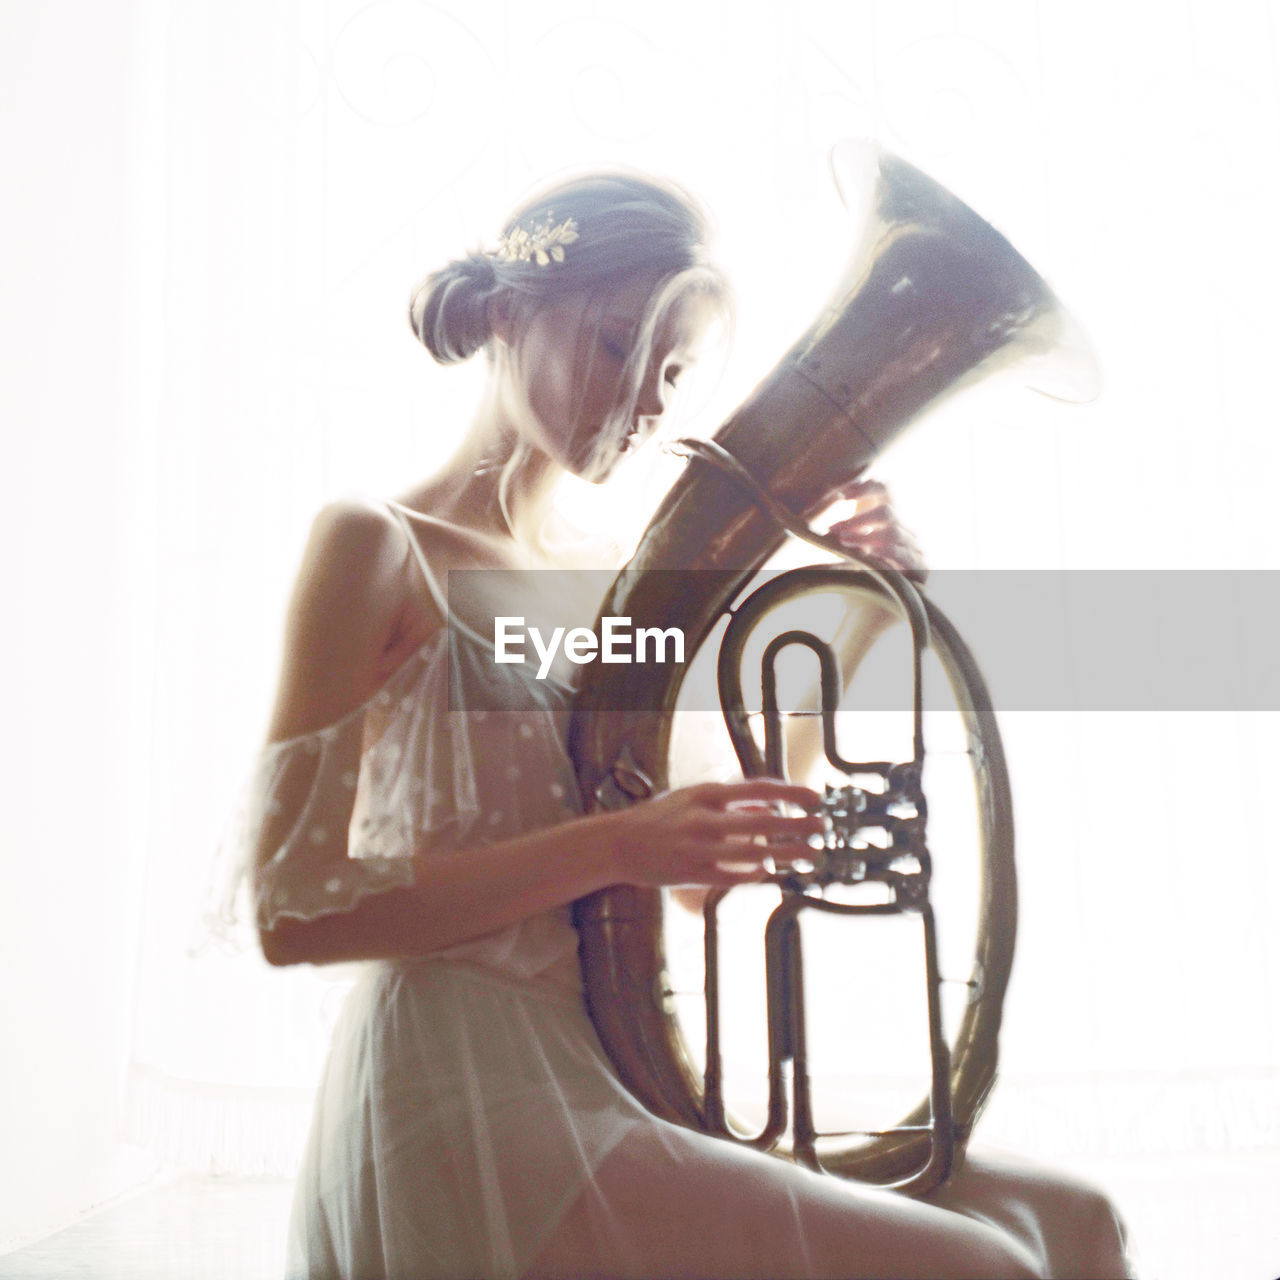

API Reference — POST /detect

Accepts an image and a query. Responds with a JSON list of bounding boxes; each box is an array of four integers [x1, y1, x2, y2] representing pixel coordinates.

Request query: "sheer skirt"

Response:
[[286, 954, 1130, 1280]]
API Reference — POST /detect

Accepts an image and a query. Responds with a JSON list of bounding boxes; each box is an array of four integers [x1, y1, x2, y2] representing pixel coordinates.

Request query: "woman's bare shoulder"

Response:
[[303, 495, 403, 568], [266, 497, 430, 742], [296, 496, 443, 614]]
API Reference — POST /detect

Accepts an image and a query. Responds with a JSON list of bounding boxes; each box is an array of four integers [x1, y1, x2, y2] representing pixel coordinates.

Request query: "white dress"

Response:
[[243, 504, 1134, 1280]]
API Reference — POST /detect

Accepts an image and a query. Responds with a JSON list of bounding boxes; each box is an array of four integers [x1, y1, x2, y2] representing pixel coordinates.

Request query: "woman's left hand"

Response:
[[825, 478, 927, 583]]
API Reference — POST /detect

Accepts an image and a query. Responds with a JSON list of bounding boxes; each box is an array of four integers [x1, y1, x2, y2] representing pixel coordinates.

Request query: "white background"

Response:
[[3, 2, 1278, 1277]]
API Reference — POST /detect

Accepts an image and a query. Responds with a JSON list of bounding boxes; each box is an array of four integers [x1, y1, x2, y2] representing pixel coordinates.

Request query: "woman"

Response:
[[247, 171, 1125, 1279]]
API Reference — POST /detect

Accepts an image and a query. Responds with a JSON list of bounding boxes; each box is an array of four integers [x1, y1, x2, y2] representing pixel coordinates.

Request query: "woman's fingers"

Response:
[[822, 478, 926, 582], [832, 508, 894, 532], [688, 777, 824, 812], [831, 476, 888, 505], [684, 847, 779, 887], [678, 787, 825, 878], [705, 811, 825, 841], [836, 490, 892, 519], [605, 777, 832, 889], [828, 518, 926, 582], [829, 511, 915, 543], [702, 863, 773, 886]]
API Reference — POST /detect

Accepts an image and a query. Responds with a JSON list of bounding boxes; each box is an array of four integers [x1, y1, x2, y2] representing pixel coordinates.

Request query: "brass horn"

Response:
[[568, 141, 1097, 1194]]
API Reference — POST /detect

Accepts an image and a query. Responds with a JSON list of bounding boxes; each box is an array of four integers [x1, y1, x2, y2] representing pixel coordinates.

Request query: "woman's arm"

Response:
[[261, 779, 824, 966], [252, 496, 432, 960], [254, 499, 823, 966]]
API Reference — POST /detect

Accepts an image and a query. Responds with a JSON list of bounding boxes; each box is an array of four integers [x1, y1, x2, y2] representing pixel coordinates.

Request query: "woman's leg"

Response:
[[927, 1148, 1133, 1279], [527, 1121, 1042, 1280]]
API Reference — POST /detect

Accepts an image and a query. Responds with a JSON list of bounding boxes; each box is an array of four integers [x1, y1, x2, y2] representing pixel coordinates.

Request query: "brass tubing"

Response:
[[702, 888, 728, 1133], [571, 142, 1071, 1191]]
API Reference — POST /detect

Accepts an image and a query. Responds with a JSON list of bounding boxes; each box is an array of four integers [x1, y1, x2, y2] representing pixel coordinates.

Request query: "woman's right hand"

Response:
[[591, 778, 826, 889]]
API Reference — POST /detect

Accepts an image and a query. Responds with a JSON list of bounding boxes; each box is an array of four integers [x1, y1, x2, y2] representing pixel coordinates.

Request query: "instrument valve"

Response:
[[892, 871, 930, 910], [822, 782, 869, 817], [823, 848, 870, 885], [888, 761, 925, 802]]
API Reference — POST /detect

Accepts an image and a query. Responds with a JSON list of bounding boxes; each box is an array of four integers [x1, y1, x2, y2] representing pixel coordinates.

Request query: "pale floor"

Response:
[[1, 1153, 1278, 1280], [0, 1176, 291, 1280]]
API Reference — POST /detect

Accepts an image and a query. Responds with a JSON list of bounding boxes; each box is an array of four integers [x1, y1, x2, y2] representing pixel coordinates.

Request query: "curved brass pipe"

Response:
[[569, 142, 1095, 1192]]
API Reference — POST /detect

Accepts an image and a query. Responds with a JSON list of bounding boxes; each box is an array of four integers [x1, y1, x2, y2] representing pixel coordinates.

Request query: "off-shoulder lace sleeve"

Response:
[[230, 630, 581, 935], [246, 731, 413, 931], [239, 636, 453, 932]]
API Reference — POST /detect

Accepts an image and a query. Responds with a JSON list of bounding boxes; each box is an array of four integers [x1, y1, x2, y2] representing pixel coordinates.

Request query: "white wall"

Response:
[[3, 3, 1279, 1275], [0, 0, 158, 1249]]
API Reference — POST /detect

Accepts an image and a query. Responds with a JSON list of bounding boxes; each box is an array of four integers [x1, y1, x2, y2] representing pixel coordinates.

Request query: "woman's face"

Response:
[[495, 273, 714, 483]]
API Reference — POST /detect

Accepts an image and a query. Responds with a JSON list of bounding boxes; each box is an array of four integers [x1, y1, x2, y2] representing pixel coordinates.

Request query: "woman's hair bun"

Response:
[[409, 252, 502, 366], [409, 171, 725, 367]]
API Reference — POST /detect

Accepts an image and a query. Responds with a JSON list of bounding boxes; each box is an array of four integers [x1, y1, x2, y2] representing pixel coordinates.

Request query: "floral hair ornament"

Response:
[[495, 212, 580, 266]]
